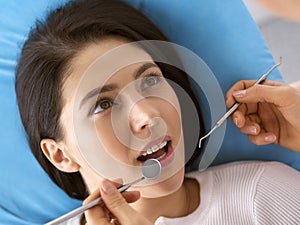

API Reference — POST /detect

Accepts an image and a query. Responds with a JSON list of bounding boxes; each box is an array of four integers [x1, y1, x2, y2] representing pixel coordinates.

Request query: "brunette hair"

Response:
[[15, 0, 204, 200]]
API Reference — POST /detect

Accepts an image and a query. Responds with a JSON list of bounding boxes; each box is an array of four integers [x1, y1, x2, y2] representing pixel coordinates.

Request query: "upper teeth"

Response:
[[142, 141, 167, 156]]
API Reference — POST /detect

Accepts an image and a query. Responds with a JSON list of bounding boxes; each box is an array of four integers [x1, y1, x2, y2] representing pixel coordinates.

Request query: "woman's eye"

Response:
[[141, 75, 162, 90], [93, 98, 113, 114]]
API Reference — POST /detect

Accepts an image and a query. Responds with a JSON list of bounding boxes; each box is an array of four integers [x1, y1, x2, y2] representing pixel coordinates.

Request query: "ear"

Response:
[[40, 138, 80, 173]]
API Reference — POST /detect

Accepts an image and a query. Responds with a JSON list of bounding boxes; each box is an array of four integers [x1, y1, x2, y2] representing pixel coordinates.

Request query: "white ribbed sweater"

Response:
[[65, 161, 300, 225], [155, 161, 300, 225]]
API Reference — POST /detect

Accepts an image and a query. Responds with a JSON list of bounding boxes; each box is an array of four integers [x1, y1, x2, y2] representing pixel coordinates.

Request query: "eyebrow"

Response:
[[79, 62, 159, 109], [134, 62, 158, 79]]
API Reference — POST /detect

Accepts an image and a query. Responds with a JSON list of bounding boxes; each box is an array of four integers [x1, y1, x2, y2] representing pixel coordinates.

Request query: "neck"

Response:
[[131, 177, 200, 223]]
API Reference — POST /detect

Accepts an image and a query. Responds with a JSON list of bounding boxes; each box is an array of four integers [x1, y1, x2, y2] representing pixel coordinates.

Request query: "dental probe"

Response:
[[45, 158, 161, 225], [198, 59, 282, 148]]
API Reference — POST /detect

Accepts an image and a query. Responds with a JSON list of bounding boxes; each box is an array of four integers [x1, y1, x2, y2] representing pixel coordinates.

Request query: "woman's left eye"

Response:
[[141, 75, 162, 90]]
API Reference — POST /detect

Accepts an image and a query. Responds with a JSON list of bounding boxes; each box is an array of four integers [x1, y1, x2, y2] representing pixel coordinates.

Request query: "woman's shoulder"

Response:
[[178, 161, 300, 225], [186, 161, 300, 207], [186, 160, 296, 185]]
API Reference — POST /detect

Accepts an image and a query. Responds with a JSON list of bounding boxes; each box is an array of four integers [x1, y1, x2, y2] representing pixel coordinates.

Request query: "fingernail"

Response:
[[265, 135, 276, 142], [247, 126, 257, 134], [233, 90, 246, 98], [225, 98, 229, 106], [102, 180, 115, 194], [234, 117, 239, 127]]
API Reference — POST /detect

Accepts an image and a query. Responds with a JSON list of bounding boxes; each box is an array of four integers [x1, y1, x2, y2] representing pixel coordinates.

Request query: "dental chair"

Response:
[[1, 0, 299, 224]]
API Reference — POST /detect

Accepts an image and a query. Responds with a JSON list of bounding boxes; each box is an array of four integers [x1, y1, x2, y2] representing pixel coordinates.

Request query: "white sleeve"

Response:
[[254, 162, 300, 224]]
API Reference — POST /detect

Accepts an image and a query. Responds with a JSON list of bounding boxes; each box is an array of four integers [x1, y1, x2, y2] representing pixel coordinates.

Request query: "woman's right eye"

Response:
[[92, 98, 113, 114]]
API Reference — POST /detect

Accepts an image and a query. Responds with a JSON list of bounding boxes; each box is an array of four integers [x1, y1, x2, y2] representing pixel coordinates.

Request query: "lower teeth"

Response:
[[157, 151, 167, 160]]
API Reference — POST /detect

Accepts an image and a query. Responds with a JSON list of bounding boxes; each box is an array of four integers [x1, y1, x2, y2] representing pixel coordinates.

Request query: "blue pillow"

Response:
[[0, 0, 299, 224], [0, 2, 82, 224]]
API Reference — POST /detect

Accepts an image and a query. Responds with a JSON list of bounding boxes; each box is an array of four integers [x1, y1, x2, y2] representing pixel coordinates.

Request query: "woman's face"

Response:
[[59, 37, 184, 197]]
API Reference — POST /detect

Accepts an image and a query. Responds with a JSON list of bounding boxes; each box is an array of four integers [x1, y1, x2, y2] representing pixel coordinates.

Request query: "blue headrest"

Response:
[[0, 0, 299, 224]]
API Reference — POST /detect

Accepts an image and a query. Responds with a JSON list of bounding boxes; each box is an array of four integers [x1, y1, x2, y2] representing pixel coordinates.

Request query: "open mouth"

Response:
[[137, 140, 169, 162], [137, 140, 174, 166]]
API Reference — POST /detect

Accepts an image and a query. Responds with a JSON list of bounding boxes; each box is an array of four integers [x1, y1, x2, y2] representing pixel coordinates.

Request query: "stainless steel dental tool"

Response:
[[45, 159, 162, 225], [198, 59, 282, 148]]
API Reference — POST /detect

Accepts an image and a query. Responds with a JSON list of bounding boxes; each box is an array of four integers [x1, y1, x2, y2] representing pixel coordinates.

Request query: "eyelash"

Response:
[[90, 97, 114, 115], [140, 73, 163, 91], [91, 72, 164, 115]]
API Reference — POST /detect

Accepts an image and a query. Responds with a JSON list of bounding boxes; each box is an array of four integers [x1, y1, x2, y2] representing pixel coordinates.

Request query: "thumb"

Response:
[[232, 84, 293, 107], [100, 180, 144, 224]]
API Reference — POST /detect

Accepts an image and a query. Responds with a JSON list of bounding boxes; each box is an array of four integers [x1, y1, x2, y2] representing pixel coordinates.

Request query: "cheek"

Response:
[[160, 100, 182, 135], [59, 112, 83, 160], [159, 86, 182, 131], [94, 116, 114, 144], [94, 116, 131, 162]]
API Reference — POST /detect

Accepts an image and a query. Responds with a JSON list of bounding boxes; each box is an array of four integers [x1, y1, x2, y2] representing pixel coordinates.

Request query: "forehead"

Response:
[[66, 38, 129, 88], [63, 38, 154, 96]]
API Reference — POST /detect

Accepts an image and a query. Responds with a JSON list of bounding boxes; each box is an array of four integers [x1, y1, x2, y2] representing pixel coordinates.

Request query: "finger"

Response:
[[121, 191, 140, 203], [239, 119, 261, 135], [231, 108, 263, 137], [84, 192, 109, 225], [83, 179, 140, 225], [248, 132, 277, 145], [231, 110, 261, 133], [111, 218, 121, 225], [84, 183, 140, 207], [230, 103, 260, 128], [256, 0, 300, 22], [226, 80, 249, 108], [83, 183, 117, 224], [231, 110, 246, 128], [100, 180, 143, 224], [226, 80, 283, 107], [232, 83, 292, 108], [83, 179, 123, 205]]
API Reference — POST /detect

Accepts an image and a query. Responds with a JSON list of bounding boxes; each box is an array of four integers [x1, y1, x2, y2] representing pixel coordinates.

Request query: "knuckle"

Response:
[[83, 197, 92, 206], [253, 85, 263, 97], [107, 193, 127, 209], [282, 85, 294, 99], [275, 85, 293, 106]]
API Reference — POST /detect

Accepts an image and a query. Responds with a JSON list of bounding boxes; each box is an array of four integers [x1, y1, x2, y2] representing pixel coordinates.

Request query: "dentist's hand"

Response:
[[226, 80, 300, 153], [84, 180, 153, 225], [256, 0, 300, 22]]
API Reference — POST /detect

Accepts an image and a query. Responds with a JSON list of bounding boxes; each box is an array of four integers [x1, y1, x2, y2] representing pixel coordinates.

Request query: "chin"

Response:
[[138, 167, 185, 198]]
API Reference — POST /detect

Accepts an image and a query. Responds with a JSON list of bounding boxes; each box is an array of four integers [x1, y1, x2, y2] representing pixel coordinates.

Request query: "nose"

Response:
[[129, 98, 160, 137]]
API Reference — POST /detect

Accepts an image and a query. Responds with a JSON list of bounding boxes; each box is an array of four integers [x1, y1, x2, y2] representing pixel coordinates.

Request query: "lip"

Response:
[[138, 136, 171, 157], [159, 143, 174, 167], [137, 135, 175, 167]]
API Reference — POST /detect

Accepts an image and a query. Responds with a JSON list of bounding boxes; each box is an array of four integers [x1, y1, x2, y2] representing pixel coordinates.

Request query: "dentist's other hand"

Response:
[[256, 0, 300, 22], [226, 80, 300, 152], [84, 180, 153, 225]]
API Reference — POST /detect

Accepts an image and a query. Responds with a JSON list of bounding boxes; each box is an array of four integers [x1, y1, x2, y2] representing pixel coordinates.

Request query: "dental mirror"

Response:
[[142, 158, 161, 180], [45, 159, 161, 225]]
